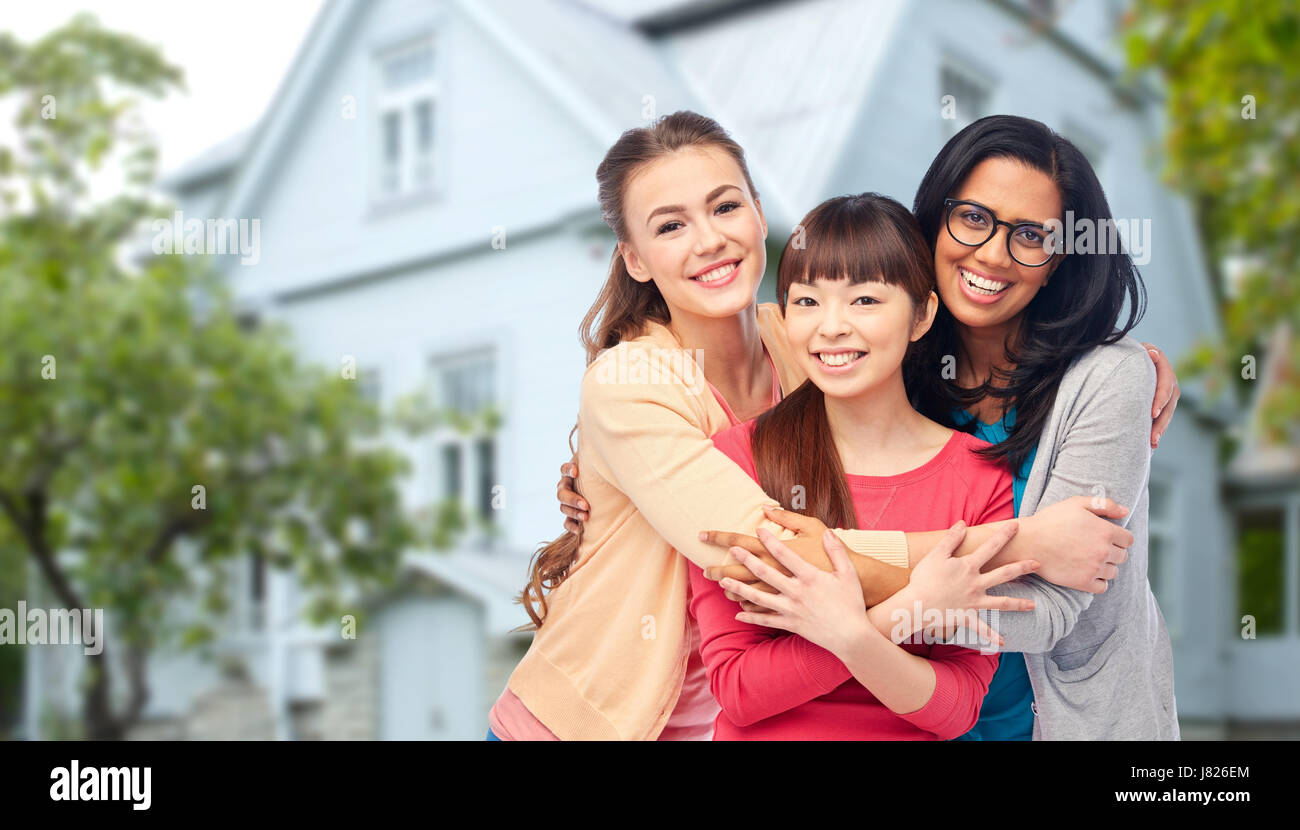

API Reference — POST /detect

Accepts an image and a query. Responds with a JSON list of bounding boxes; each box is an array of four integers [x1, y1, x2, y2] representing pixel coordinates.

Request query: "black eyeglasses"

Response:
[[943, 198, 1056, 267]]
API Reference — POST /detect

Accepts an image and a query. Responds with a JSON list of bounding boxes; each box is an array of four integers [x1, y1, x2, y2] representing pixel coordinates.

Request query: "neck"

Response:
[[956, 314, 1021, 388], [667, 302, 767, 409], [823, 371, 935, 474]]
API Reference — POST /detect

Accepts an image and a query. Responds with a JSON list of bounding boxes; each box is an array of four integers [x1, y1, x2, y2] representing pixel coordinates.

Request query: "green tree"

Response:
[[0, 14, 422, 740], [1124, 1, 1300, 439]]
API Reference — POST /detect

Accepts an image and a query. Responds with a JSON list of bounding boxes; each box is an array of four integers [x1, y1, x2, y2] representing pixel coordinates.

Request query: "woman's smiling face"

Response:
[[784, 276, 936, 401], [617, 145, 767, 320], [934, 157, 1065, 333]]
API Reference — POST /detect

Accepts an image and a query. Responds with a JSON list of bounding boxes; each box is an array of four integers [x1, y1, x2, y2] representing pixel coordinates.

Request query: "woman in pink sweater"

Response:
[[689, 193, 1014, 739]]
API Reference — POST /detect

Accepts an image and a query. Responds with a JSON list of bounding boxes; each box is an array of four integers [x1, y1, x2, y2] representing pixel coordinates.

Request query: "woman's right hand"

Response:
[[557, 459, 588, 534], [1023, 495, 1133, 593]]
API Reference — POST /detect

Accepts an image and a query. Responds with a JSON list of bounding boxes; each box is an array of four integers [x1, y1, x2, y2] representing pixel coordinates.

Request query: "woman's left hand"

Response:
[[1142, 342, 1180, 449], [719, 528, 869, 659]]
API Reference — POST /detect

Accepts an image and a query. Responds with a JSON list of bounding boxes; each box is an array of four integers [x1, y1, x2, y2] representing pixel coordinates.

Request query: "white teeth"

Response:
[[695, 261, 738, 282], [817, 351, 865, 367], [960, 267, 1010, 295]]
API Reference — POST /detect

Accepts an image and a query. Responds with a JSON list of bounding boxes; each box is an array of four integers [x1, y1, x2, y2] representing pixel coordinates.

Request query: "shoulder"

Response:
[[948, 429, 1012, 478], [1061, 336, 1156, 397], [579, 322, 702, 401], [711, 419, 759, 479]]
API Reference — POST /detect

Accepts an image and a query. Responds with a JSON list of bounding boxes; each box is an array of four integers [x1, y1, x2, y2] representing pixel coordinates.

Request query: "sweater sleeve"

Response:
[[689, 562, 854, 727], [579, 342, 908, 571], [955, 345, 1157, 654], [894, 644, 999, 739]]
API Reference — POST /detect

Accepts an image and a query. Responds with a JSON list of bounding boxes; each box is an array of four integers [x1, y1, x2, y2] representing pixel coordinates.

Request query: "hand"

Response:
[[700, 506, 836, 602], [1023, 496, 1132, 593], [719, 529, 871, 659], [897, 521, 1037, 646], [1142, 342, 1180, 450], [556, 458, 588, 534]]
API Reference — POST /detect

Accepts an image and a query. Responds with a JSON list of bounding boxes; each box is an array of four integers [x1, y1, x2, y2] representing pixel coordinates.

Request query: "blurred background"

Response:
[[0, 0, 1296, 740]]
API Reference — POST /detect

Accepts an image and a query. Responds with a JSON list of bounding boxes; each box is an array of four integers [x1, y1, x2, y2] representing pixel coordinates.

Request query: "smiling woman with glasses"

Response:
[[943, 198, 1056, 267]]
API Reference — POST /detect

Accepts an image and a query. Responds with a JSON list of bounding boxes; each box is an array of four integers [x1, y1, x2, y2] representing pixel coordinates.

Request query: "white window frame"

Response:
[[428, 349, 499, 550], [370, 33, 440, 205]]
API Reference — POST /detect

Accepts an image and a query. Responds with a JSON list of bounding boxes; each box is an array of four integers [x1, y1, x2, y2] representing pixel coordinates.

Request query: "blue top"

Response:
[[949, 407, 1037, 741]]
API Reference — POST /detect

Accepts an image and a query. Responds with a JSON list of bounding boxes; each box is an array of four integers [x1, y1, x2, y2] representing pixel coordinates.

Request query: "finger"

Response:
[[1152, 383, 1179, 448], [821, 529, 855, 577], [974, 618, 1005, 648], [978, 594, 1036, 612], [564, 518, 580, 534], [705, 563, 763, 583], [923, 521, 968, 562], [1110, 544, 1130, 566], [721, 577, 792, 613], [1083, 497, 1129, 520], [755, 528, 817, 580], [698, 530, 765, 555], [560, 505, 588, 521], [1111, 526, 1135, 549], [969, 521, 1018, 569], [736, 612, 795, 632], [730, 543, 797, 594], [1094, 578, 1110, 594], [1143, 345, 1173, 418], [979, 558, 1039, 591], [739, 601, 768, 614], [761, 505, 818, 534], [1099, 563, 1118, 581]]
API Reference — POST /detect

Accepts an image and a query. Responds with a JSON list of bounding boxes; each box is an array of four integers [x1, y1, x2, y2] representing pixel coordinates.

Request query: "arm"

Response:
[[578, 344, 908, 571], [688, 562, 853, 727], [721, 529, 999, 739], [944, 348, 1158, 653]]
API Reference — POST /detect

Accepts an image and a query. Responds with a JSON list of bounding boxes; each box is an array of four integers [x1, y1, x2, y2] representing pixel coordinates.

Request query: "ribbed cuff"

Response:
[[837, 529, 909, 568]]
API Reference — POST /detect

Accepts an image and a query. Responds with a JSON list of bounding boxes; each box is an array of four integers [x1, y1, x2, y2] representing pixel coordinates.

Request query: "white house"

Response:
[[24, 0, 1295, 739]]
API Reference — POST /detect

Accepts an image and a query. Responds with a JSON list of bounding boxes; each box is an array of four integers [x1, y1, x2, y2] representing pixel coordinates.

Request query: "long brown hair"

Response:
[[750, 193, 936, 527], [517, 111, 761, 630]]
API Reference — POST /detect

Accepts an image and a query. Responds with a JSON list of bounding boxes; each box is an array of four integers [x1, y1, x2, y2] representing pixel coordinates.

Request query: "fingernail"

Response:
[[578, 501, 588, 511], [699, 531, 707, 541]]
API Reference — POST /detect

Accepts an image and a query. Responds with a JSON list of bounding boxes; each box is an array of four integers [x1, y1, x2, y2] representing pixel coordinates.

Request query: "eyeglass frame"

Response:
[[942, 198, 1058, 268]]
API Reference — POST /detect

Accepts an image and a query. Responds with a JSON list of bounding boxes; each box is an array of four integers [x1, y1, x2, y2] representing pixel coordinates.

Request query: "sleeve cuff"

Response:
[[836, 530, 910, 568]]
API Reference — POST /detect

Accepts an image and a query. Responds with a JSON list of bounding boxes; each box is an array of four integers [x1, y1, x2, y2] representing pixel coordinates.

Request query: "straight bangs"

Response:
[[776, 193, 934, 313]]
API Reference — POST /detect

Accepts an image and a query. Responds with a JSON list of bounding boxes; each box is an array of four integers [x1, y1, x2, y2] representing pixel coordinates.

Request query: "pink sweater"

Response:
[[689, 421, 1012, 740]]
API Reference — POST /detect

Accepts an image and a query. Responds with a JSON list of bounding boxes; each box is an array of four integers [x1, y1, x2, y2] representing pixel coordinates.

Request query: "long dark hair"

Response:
[[750, 193, 936, 527], [518, 110, 761, 629], [906, 114, 1146, 474]]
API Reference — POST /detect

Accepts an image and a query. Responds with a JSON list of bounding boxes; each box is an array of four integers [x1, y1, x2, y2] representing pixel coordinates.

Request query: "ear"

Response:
[[618, 240, 653, 284], [911, 290, 939, 342]]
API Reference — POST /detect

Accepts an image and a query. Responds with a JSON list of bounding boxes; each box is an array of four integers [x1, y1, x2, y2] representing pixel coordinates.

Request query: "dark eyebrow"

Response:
[[960, 198, 1051, 228], [645, 184, 743, 228]]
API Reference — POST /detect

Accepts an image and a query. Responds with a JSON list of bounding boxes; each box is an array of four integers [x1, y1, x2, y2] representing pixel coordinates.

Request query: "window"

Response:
[[1146, 474, 1178, 635], [429, 350, 500, 548], [1236, 505, 1289, 636], [373, 36, 438, 201], [939, 63, 992, 136]]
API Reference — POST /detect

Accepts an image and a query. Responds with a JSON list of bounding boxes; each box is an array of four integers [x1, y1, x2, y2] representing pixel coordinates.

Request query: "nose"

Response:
[[816, 300, 852, 339], [973, 225, 1014, 270], [693, 215, 727, 257]]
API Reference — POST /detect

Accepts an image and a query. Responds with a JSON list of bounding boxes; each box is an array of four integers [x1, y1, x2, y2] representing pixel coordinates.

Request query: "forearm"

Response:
[[835, 624, 937, 716], [904, 519, 1025, 570], [852, 552, 911, 607]]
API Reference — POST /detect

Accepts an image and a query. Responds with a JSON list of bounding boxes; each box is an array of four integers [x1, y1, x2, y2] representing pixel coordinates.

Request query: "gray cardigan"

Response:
[[952, 336, 1180, 740]]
